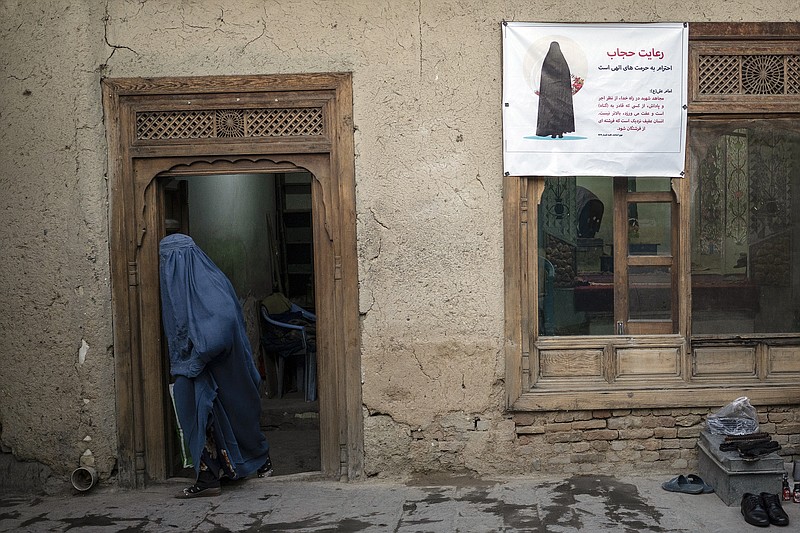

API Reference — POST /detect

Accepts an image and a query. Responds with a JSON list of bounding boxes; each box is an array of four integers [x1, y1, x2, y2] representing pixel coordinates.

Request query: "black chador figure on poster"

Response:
[[536, 41, 575, 138]]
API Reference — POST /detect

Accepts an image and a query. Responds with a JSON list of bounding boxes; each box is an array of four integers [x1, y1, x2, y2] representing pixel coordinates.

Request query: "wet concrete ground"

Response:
[[2, 472, 798, 532]]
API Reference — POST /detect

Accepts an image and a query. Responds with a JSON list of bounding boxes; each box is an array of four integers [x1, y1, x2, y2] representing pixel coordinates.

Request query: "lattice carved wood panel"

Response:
[[699, 54, 800, 95], [136, 107, 324, 140]]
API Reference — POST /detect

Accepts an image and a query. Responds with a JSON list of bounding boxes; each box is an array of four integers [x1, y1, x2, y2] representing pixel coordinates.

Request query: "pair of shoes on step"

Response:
[[738, 440, 781, 461], [741, 492, 790, 527], [718, 432, 781, 459], [720, 432, 771, 452], [724, 431, 771, 442]]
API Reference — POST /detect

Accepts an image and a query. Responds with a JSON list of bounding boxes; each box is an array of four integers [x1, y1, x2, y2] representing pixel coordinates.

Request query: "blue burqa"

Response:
[[159, 233, 269, 478]]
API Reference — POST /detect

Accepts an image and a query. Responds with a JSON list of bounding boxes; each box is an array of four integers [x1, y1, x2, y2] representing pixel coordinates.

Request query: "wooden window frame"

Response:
[[504, 23, 800, 412]]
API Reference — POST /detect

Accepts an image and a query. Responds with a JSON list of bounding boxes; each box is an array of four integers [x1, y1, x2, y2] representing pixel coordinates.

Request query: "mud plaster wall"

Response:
[[0, 2, 115, 478], [1, 1, 798, 480]]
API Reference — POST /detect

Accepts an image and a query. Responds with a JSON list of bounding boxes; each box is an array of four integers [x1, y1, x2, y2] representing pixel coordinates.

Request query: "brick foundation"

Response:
[[511, 405, 800, 475]]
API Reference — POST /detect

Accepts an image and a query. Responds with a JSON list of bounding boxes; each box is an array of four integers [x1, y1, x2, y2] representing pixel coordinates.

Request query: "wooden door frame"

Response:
[[101, 74, 362, 487]]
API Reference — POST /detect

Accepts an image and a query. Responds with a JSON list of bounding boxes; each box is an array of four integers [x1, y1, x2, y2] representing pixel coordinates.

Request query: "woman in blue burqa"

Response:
[[536, 41, 575, 138], [159, 233, 271, 498]]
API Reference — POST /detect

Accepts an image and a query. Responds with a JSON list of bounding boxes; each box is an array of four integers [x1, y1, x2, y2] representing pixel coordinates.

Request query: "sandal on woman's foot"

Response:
[[176, 483, 221, 499], [257, 454, 272, 477], [257, 457, 273, 478]]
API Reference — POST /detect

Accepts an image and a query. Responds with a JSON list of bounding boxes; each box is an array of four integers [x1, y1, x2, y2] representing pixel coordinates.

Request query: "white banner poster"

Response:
[[502, 22, 688, 177]]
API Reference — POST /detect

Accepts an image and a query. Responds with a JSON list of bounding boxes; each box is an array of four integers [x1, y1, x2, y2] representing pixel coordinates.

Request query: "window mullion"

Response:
[[613, 179, 629, 333]]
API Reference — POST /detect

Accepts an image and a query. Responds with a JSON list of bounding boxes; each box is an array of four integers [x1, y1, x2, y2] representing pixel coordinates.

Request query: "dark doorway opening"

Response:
[[160, 171, 320, 478]]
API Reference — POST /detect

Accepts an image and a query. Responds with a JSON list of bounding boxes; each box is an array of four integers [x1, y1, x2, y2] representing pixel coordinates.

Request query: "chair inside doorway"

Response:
[[260, 292, 317, 402]]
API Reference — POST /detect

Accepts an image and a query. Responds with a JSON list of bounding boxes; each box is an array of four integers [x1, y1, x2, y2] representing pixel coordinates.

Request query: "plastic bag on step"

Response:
[[705, 396, 759, 436]]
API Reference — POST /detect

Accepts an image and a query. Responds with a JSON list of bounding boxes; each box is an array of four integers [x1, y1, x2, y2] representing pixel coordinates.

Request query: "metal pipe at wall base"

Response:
[[70, 466, 97, 492]]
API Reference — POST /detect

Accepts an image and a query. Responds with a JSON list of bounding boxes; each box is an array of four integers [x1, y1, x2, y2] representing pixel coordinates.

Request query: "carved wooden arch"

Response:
[[102, 74, 362, 487], [133, 156, 336, 247]]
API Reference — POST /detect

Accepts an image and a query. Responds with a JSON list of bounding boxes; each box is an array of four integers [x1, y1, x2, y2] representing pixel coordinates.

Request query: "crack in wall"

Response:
[[243, 16, 267, 52], [102, 2, 138, 64], [359, 287, 376, 316], [417, 0, 423, 78], [369, 207, 389, 230], [475, 173, 486, 192], [446, 183, 469, 207], [369, 235, 382, 261], [366, 208, 386, 262], [7, 73, 34, 81], [410, 346, 435, 381]]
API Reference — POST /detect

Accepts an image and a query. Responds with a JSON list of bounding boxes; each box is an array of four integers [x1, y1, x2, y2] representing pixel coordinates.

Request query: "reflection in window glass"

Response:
[[539, 177, 614, 336], [629, 202, 671, 256], [629, 177, 671, 192], [691, 122, 800, 334], [629, 266, 671, 320]]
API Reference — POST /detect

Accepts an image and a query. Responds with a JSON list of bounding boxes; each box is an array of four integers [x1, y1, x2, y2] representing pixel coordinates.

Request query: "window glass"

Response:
[[691, 121, 800, 334], [629, 177, 671, 192], [628, 202, 671, 256], [629, 266, 671, 320], [539, 177, 614, 336]]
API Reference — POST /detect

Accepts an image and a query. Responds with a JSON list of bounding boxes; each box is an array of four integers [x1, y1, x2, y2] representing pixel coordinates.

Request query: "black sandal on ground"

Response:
[[176, 483, 221, 499], [176, 469, 221, 498], [258, 455, 274, 478]]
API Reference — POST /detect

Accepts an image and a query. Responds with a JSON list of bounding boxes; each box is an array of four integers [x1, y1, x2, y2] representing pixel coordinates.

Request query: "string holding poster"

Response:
[[502, 22, 688, 177]]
